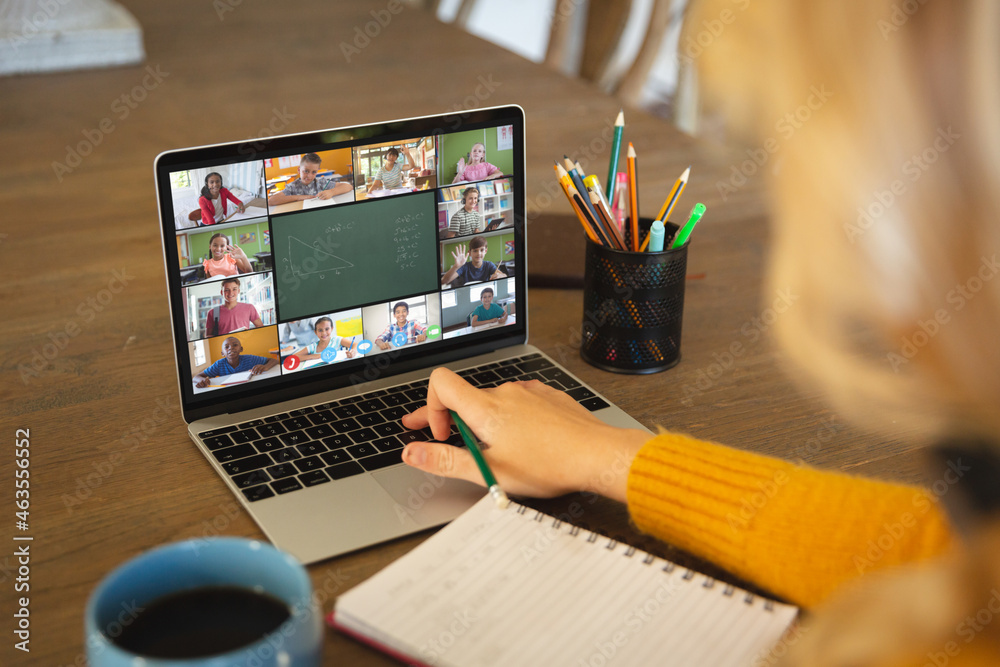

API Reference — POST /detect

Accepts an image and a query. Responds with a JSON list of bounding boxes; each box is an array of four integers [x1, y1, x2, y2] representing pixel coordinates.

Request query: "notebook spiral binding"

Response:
[[511, 501, 776, 612]]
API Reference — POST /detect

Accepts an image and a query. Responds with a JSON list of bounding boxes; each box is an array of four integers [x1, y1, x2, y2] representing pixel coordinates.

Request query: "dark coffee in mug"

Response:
[[110, 585, 291, 659]]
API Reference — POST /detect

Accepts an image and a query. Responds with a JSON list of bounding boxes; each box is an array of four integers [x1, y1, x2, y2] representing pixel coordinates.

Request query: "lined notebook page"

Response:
[[335, 496, 797, 666]]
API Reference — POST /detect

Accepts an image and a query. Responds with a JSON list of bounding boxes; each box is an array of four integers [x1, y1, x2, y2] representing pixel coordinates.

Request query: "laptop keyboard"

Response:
[[197, 354, 610, 503]]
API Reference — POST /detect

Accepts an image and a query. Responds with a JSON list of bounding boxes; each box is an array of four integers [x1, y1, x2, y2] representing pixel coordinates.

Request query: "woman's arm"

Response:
[[400, 368, 647, 500], [626, 434, 954, 607], [399, 369, 955, 609]]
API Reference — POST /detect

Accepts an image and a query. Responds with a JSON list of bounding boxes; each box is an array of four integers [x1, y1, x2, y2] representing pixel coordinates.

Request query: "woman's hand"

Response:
[[400, 368, 649, 501], [227, 244, 248, 260]]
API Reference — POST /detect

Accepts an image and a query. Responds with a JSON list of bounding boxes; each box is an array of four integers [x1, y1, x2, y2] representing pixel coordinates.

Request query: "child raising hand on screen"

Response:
[[452, 142, 503, 183], [202, 233, 252, 278]]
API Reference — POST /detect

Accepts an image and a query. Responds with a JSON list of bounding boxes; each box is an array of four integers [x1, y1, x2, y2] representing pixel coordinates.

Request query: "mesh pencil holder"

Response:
[[581, 221, 687, 374]]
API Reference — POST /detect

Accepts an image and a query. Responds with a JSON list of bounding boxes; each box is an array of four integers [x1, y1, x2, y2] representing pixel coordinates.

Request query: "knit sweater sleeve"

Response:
[[626, 432, 955, 609]]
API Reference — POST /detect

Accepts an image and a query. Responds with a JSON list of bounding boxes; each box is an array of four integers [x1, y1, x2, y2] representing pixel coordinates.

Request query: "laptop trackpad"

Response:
[[372, 466, 484, 527]]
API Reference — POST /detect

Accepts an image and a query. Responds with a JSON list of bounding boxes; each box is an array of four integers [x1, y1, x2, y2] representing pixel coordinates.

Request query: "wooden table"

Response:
[[0, 2, 932, 664]]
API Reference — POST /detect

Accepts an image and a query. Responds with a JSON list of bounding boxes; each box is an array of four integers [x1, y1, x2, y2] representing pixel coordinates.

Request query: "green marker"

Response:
[[450, 410, 509, 509], [670, 203, 706, 249]]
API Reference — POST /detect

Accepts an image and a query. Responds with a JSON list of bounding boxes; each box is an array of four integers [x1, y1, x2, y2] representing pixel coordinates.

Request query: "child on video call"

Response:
[[374, 301, 427, 350], [267, 153, 351, 206], [205, 277, 263, 336], [368, 146, 417, 191], [198, 172, 245, 226], [452, 142, 503, 183], [202, 233, 252, 278], [470, 287, 507, 327], [291, 316, 357, 363], [447, 187, 483, 237], [193, 336, 276, 387], [441, 235, 506, 286]]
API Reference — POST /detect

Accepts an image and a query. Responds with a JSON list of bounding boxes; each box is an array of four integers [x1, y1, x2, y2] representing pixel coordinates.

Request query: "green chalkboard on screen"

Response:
[[272, 192, 438, 320]]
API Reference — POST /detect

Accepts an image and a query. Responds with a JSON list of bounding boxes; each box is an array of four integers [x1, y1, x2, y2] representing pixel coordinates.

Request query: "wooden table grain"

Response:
[[0, 2, 930, 664]]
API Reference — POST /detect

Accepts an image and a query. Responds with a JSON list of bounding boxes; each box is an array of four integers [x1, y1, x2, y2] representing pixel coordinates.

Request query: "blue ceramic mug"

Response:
[[86, 538, 322, 666]]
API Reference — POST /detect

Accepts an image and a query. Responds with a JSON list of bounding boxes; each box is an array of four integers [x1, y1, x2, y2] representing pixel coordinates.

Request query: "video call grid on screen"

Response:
[[157, 109, 526, 408]]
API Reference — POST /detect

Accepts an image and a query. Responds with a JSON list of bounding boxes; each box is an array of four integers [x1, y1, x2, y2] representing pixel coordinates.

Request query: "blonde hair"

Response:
[[469, 142, 486, 163], [687, 0, 1000, 437]]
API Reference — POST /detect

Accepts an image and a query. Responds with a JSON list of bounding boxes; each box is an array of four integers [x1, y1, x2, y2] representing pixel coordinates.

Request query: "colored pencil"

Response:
[[606, 110, 624, 201], [450, 410, 509, 509], [554, 164, 598, 243], [564, 157, 601, 225], [583, 174, 611, 213], [573, 190, 612, 246], [589, 189, 626, 251], [555, 163, 609, 246], [626, 143, 639, 250], [655, 166, 690, 223]]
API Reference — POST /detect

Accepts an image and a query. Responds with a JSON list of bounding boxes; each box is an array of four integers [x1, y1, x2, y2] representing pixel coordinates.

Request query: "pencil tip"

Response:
[[627, 143, 636, 157], [615, 110, 624, 124]]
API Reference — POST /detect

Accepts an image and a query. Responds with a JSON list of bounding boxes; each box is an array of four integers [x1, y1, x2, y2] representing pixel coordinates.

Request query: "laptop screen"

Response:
[[155, 106, 526, 421]]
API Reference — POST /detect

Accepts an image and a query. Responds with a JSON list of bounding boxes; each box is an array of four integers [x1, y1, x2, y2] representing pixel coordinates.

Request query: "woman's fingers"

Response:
[[402, 441, 481, 486]]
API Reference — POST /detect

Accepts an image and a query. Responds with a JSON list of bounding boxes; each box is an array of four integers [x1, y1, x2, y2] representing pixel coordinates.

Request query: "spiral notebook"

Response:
[[329, 495, 798, 667]]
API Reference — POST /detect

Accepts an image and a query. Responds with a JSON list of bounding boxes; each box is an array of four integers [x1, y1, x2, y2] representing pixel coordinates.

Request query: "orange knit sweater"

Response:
[[626, 432, 955, 609], [624, 433, 1000, 664]]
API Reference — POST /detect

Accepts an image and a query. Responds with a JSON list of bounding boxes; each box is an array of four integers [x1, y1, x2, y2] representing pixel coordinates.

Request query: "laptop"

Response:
[[154, 106, 649, 564]]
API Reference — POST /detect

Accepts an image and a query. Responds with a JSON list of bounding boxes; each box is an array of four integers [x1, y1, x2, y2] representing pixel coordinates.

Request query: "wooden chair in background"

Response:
[[429, 0, 698, 134]]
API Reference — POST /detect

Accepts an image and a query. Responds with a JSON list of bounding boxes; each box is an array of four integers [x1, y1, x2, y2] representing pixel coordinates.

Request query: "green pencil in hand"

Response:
[[450, 410, 510, 509]]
